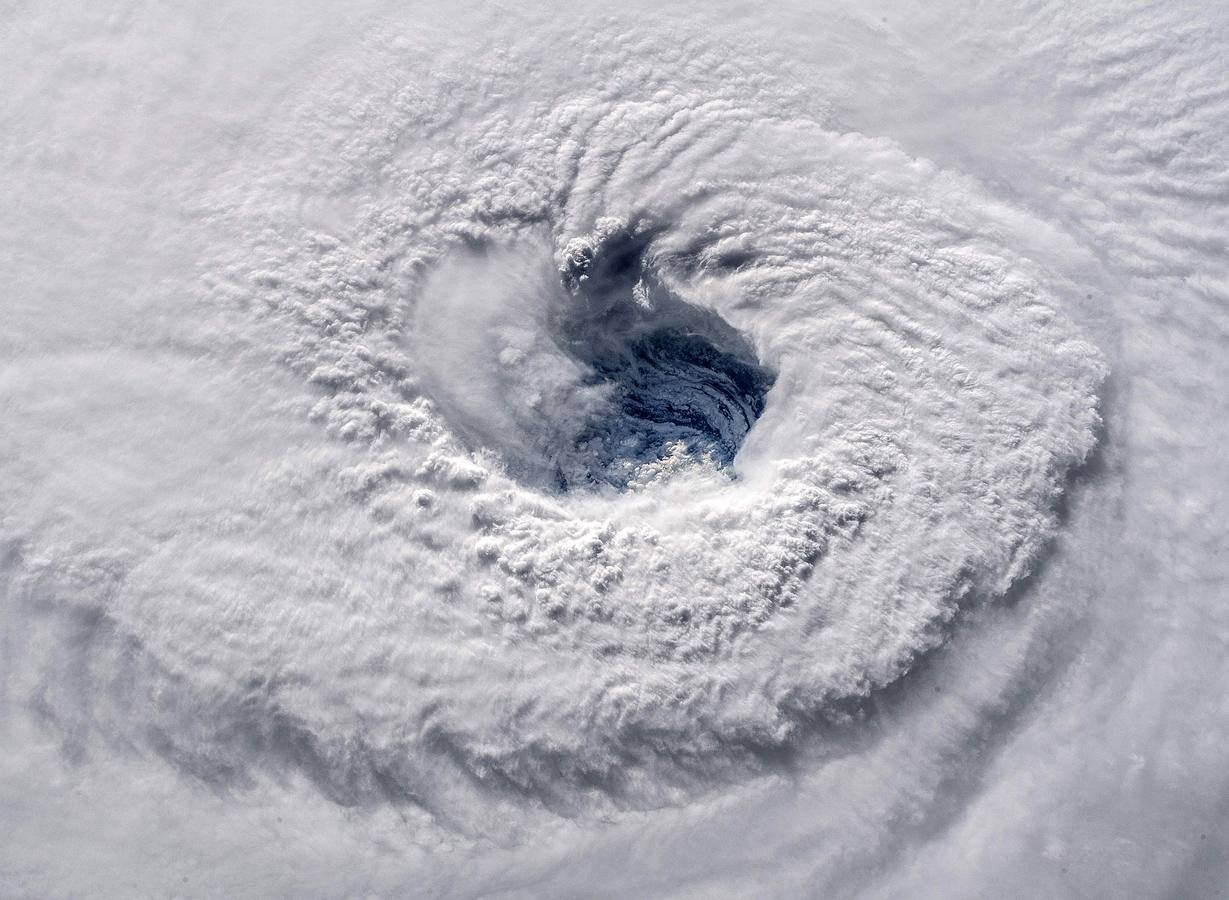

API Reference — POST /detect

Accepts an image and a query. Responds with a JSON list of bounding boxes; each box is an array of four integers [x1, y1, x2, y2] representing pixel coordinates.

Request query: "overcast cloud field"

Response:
[[2, 2, 1227, 897]]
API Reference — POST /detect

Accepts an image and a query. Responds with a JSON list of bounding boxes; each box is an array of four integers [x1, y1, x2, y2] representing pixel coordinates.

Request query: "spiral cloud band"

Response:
[[2, 1, 1226, 897]]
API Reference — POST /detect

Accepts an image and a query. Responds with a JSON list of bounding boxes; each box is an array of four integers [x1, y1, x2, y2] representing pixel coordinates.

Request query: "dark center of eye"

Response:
[[552, 223, 774, 490]]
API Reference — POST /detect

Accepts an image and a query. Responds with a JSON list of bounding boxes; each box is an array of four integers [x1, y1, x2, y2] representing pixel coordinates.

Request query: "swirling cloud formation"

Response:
[[1, 2, 1225, 897]]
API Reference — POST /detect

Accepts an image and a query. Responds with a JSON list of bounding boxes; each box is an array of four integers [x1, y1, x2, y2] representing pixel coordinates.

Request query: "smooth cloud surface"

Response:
[[1, 1, 1226, 897]]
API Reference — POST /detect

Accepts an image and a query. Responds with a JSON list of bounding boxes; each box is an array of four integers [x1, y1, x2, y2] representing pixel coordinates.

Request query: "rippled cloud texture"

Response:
[[2, 1, 1227, 897]]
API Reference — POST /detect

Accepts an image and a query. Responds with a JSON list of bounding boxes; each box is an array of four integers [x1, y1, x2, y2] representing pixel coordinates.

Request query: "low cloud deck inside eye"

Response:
[[571, 326, 774, 487], [554, 223, 775, 490]]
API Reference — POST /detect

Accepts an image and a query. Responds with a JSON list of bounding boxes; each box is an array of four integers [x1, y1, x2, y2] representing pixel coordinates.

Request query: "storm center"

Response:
[[410, 222, 775, 491]]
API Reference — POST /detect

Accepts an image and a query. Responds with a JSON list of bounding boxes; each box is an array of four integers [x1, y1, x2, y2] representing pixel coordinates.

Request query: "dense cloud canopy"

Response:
[[1, 2, 1227, 897]]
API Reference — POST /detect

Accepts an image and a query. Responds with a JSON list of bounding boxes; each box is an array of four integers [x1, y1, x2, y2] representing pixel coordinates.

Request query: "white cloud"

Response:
[[1, 1, 1225, 896]]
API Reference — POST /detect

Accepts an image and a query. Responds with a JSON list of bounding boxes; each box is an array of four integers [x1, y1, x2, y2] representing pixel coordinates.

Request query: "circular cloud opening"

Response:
[[412, 221, 775, 491], [555, 229, 776, 488]]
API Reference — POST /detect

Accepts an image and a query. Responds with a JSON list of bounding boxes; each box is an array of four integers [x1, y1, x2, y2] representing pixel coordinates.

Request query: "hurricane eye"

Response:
[[556, 256, 775, 489]]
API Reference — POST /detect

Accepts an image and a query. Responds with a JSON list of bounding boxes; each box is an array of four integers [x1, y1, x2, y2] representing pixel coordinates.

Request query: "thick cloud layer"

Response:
[[1, 1, 1226, 897]]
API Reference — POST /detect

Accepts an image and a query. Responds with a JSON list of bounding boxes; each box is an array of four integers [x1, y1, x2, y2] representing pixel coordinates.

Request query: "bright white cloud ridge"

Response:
[[1, 2, 1227, 897]]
